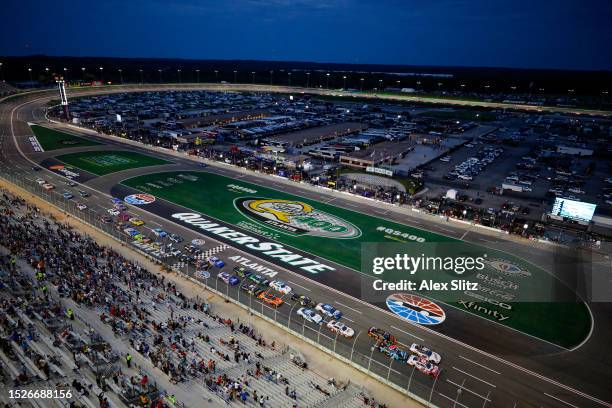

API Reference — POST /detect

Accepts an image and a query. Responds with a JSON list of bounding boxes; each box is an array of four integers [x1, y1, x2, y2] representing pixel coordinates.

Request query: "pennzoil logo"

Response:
[[235, 198, 361, 239]]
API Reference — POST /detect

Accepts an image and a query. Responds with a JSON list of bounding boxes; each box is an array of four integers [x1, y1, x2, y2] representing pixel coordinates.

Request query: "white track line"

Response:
[[447, 379, 492, 401], [451, 367, 497, 388], [437, 392, 469, 408], [458, 355, 501, 375], [287, 280, 311, 292], [544, 393, 579, 408], [390, 325, 424, 342], [334, 301, 363, 314]]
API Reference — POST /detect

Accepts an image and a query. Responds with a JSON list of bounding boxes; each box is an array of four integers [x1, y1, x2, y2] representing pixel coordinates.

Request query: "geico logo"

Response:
[[463, 290, 513, 310]]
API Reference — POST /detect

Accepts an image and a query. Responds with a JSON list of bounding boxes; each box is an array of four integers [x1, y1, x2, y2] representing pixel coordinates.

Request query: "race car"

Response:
[[367, 327, 397, 345], [183, 244, 202, 254], [123, 227, 140, 237], [326, 320, 354, 338], [296, 308, 323, 325], [208, 256, 225, 268], [315, 303, 342, 319], [407, 355, 440, 378], [42, 183, 55, 191], [35, 178, 45, 185], [99, 215, 112, 224], [291, 294, 314, 308], [233, 266, 252, 279], [168, 233, 183, 243], [65, 180, 77, 187], [258, 292, 284, 307], [240, 283, 265, 296], [269, 280, 292, 294], [76, 203, 87, 211], [114, 203, 128, 211], [217, 272, 239, 286], [409, 343, 442, 364], [62, 191, 73, 200], [78, 190, 90, 198], [378, 344, 409, 362], [111, 197, 122, 204], [129, 218, 145, 226], [107, 208, 121, 216], [248, 274, 270, 287], [152, 228, 168, 238]]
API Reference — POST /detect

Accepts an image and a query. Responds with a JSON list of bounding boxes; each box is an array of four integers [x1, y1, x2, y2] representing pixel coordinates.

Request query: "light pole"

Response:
[[28, 67, 33, 85], [118, 69, 123, 84], [326, 72, 330, 89], [63, 67, 68, 82], [233, 70, 237, 84], [360, 78, 364, 91], [196, 69, 200, 83], [343, 75, 347, 89], [378, 79, 383, 90], [177, 69, 182, 83], [306, 72, 310, 88], [158, 69, 162, 83], [288, 72, 291, 86], [214, 69, 218, 82], [0, 62, 4, 82], [81, 67, 86, 81], [99, 67, 104, 83], [139, 69, 144, 84], [251, 71, 255, 84], [269, 70, 274, 85]]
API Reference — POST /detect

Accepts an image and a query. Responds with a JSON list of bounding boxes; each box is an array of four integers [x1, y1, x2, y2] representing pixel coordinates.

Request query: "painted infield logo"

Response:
[[486, 259, 531, 278], [124, 194, 156, 205], [386, 293, 446, 325], [235, 198, 361, 239]]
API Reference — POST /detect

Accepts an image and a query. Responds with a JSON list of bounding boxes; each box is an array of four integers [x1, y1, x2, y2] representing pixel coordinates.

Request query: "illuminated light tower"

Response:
[[288, 72, 291, 86], [306, 72, 310, 88], [56, 77, 70, 120]]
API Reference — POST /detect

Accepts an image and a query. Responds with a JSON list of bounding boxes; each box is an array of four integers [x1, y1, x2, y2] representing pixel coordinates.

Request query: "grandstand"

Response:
[[0, 188, 381, 408]]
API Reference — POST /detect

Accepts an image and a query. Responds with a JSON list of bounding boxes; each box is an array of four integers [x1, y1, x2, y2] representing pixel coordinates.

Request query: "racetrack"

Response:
[[1, 85, 611, 408]]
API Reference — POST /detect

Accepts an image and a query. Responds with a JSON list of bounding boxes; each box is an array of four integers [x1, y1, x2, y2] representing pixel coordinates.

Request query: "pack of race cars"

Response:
[[368, 327, 442, 377], [210, 265, 356, 339]]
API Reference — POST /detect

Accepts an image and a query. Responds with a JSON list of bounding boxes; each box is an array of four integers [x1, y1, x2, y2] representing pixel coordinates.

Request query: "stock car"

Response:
[[249, 274, 270, 287], [62, 191, 73, 200], [378, 344, 409, 362], [291, 294, 314, 308], [107, 208, 121, 216], [269, 280, 292, 294], [129, 218, 145, 226], [326, 320, 355, 338], [99, 215, 112, 224], [78, 190, 90, 198], [233, 266, 252, 279], [407, 355, 440, 377], [42, 183, 55, 191], [296, 308, 323, 325], [368, 327, 397, 345], [240, 283, 265, 296], [315, 303, 342, 319], [114, 203, 128, 211], [35, 178, 45, 185], [76, 203, 87, 211], [258, 292, 284, 307], [152, 228, 168, 238], [208, 256, 225, 268], [409, 343, 442, 364], [168, 233, 183, 243], [217, 272, 239, 286], [111, 197, 122, 204]]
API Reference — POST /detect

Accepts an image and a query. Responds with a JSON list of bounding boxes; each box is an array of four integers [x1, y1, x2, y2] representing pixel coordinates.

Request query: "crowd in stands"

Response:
[[0, 188, 385, 408]]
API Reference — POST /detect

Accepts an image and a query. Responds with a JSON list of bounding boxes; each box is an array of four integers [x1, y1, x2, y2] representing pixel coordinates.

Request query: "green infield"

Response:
[[122, 170, 591, 348], [29, 125, 101, 151], [55, 150, 172, 176]]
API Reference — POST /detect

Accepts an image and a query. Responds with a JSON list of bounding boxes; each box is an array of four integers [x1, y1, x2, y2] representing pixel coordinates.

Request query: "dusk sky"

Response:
[[1, 0, 611, 70]]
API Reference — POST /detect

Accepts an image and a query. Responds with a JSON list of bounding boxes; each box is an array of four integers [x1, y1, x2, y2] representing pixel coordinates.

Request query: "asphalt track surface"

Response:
[[1, 85, 611, 408]]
